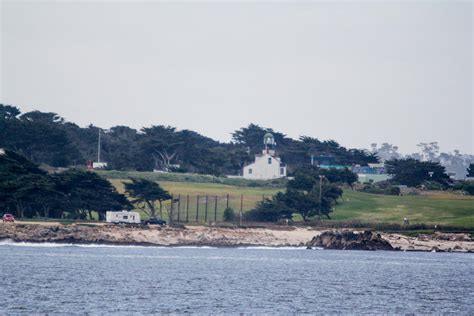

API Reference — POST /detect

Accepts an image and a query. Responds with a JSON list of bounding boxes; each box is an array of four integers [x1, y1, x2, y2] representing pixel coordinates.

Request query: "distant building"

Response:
[[310, 155, 348, 170], [242, 133, 287, 180], [93, 162, 108, 169], [352, 163, 390, 183], [87, 160, 108, 170], [356, 173, 392, 183]]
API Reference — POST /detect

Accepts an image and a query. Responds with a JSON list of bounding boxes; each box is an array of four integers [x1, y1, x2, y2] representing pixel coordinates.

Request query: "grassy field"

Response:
[[109, 178, 474, 227], [98, 170, 287, 187], [333, 190, 474, 227], [111, 179, 281, 221]]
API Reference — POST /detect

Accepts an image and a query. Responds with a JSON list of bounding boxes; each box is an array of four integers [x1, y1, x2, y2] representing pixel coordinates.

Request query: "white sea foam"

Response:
[[0, 240, 315, 250], [0, 239, 155, 249], [0, 239, 73, 248], [236, 246, 310, 250]]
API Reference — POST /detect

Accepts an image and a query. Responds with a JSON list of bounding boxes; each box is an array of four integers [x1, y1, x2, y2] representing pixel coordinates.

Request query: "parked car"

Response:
[[144, 218, 167, 226], [2, 214, 15, 223]]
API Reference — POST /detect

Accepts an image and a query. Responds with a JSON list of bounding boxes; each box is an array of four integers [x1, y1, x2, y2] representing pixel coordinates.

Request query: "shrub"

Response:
[[223, 207, 236, 222], [385, 186, 401, 195], [421, 180, 444, 191], [245, 205, 281, 222], [244, 196, 294, 222], [360, 182, 400, 196], [453, 182, 474, 195]]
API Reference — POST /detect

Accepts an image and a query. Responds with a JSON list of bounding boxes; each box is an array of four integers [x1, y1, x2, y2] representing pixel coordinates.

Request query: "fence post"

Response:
[[240, 194, 243, 226], [205, 195, 208, 222], [186, 195, 189, 222], [214, 195, 218, 222], [177, 194, 181, 222], [226, 194, 229, 209], [170, 194, 174, 224], [196, 195, 200, 222]]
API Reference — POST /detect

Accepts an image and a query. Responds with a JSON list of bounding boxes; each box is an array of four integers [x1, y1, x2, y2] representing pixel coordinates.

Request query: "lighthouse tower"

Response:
[[263, 132, 276, 155]]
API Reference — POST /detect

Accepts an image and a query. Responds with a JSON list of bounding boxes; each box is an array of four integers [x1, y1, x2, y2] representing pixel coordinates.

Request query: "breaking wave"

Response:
[[0, 239, 311, 250]]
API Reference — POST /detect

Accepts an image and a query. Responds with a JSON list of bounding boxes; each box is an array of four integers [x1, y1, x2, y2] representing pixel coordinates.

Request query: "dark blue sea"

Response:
[[0, 242, 472, 314]]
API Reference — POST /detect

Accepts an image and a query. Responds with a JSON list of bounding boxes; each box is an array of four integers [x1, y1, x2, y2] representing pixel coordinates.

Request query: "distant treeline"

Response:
[[0, 104, 377, 175]]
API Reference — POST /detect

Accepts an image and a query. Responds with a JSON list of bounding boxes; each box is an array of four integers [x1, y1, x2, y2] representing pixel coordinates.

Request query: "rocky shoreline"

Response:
[[307, 230, 394, 251], [0, 223, 473, 252]]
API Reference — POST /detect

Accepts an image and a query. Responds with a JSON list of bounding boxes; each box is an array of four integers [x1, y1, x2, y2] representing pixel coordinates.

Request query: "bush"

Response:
[[223, 207, 236, 222], [244, 197, 293, 222], [421, 180, 444, 191], [453, 182, 474, 195], [360, 182, 400, 196], [386, 186, 401, 195]]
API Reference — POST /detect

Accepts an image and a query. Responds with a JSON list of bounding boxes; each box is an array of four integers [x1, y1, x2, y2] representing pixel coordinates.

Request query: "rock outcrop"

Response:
[[308, 230, 394, 251]]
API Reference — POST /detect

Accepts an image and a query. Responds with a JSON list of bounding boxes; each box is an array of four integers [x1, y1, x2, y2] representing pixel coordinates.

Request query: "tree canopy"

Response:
[[467, 163, 474, 177], [247, 166, 343, 222], [123, 178, 171, 219], [385, 158, 451, 187], [1, 104, 378, 175], [0, 149, 130, 219]]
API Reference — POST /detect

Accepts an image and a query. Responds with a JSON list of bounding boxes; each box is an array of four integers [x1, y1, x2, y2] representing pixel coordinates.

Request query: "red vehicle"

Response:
[[2, 214, 15, 223]]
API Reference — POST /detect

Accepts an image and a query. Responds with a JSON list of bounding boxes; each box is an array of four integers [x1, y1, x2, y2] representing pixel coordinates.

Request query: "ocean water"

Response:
[[0, 242, 472, 314]]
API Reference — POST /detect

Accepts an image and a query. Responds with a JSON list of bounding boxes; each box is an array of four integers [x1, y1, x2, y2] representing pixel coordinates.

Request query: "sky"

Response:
[[0, 0, 472, 154]]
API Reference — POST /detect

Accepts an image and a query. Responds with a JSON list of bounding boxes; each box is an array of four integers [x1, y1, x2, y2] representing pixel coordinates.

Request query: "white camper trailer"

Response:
[[106, 211, 141, 224]]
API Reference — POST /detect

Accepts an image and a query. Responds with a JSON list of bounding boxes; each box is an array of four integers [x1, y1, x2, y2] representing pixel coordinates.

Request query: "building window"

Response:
[[280, 167, 284, 175], [268, 157, 272, 164], [249, 168, 252, 174]]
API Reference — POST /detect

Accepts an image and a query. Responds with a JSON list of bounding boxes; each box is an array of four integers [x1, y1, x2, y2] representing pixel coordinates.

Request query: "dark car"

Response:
[[144, 218, 166, 226], [2, 214, 15, 223]]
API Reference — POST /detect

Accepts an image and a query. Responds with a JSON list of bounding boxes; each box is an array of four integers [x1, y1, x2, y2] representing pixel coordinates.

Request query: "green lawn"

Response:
[[333, 190, 474, 227], [109, 178, 474, 227], [111, 179, 281, 221]]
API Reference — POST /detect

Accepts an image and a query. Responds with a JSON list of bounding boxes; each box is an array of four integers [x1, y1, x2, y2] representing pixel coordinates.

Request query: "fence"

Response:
[[156, 193, 272, 223]]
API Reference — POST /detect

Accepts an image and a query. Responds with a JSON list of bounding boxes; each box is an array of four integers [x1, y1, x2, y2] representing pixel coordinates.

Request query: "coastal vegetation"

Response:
[[0, 104, 377, 175], [123, 178, 172, 219], [1, 149, 473, 228], [114, 179, 473, 227], [385, 158, 451, 187], [0, 149, 130, 220], [247, 166, 343, 221], [1, 104, 473, 228]]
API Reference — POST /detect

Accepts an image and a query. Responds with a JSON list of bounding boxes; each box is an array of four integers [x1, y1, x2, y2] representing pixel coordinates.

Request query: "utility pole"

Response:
[[97, 129, 101, 163]]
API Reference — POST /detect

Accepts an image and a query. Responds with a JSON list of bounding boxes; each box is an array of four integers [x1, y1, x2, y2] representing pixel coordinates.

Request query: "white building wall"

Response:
[[243, 154, 286, 180]]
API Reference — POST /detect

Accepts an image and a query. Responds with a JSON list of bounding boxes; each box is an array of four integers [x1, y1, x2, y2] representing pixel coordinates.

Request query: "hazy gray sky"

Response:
[[1, 0, 472, 154]]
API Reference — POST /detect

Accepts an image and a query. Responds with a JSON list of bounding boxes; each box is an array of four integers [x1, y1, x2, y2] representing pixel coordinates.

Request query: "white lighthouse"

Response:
[[242, 133, 287, 180]]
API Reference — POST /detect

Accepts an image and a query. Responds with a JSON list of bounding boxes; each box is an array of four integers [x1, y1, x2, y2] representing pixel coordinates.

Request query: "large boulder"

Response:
[[308, 230, 394, 251]]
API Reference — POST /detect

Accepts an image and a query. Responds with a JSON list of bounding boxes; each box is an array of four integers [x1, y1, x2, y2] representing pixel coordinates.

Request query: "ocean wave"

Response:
[[236, 246, 311, 250], [0, 240, 314, 250], [0, 240, 156, 249]]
